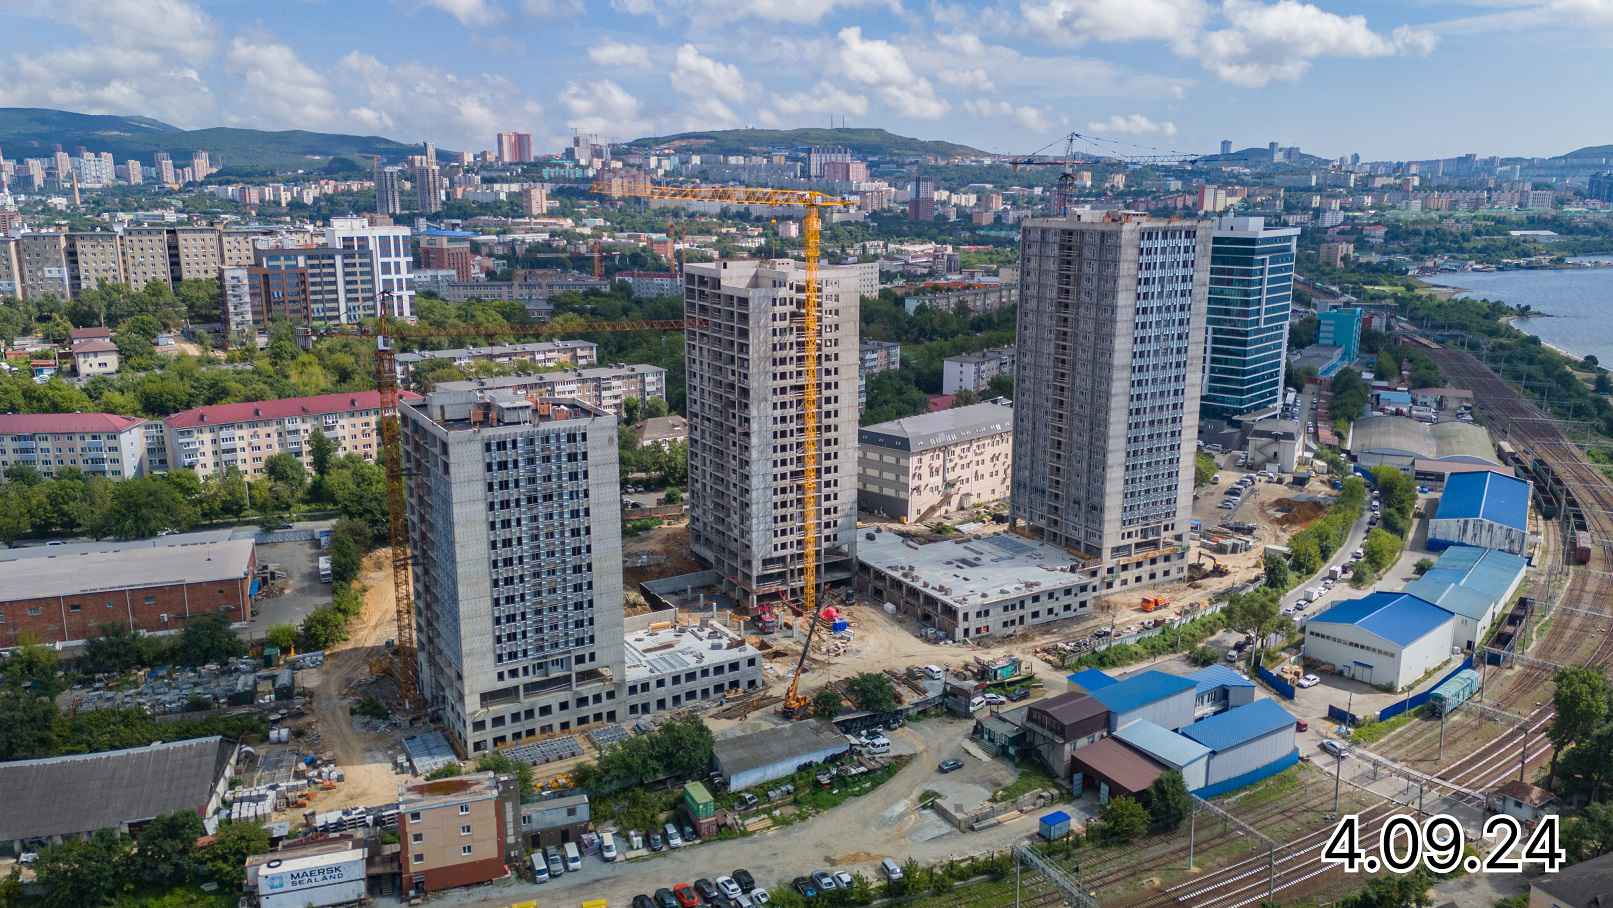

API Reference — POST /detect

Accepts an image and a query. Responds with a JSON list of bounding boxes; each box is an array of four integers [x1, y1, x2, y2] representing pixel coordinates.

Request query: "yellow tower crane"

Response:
[[594, 180, 852, 718]]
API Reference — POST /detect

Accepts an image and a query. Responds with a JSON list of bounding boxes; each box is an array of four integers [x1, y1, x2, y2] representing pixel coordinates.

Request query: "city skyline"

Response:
[[3, 0, 1612, 163]]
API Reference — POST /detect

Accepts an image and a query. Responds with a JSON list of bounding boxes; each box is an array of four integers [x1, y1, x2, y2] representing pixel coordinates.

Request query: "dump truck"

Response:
[[1139, 595, 1169, 612]]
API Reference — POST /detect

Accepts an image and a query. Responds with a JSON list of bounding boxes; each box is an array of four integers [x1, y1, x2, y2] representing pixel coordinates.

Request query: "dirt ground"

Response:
[[1264, 496, 1327, 528], [623, 522, 702, 591]]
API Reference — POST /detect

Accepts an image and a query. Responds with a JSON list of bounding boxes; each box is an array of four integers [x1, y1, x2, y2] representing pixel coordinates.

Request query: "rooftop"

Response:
[[1091, 670, 1197, 715], [433, 362, 666, 393], [408, 391, 608, 431], [71, 338, 119, 354], [856, 528, 1094, 609], [1029, 691, 1108, 727], [945, 346, 1014, 365], [1184, 665, 1256, 697], [637, 415, 688, 443], [1308, 592, 1454, 647], [1348, 415, 1497, 464], [1494, 779, 1557, 808], [623, 622, 758, 684], [1113, 719, 1211, 769], [0, 412, 143, 435], [165, 390, 420, 430], [0, 538, 255, 601], [1529, 850, 1613, 908], [0, 528, 239, 563], [713, 721, 849, 778], [1402, 546, 1528, 622], [400, 771, 500, 810], [859, 401, 1014, 454], [1069, 736, 1165, 793], [1066, 668, 1118, 692], [394, 339, 597, 366], [1434, 470, 1530, 531], [0, 737, 235, 841], [1180, 698, 1297, 752]]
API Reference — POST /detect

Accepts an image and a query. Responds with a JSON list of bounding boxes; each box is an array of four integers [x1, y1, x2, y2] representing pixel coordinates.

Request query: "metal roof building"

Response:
[[1304, 592, 1457, 691], [1183, 665, 1256, 717], [857, 402, 1015, 453], [1347, 415, 1497, 471], [1112, 719, 1210, 791], [1402, 545, 1527, 649], [1429, 470, 1530, 555], [1180, 699, 1299, 795], [713, 721, 850, 792], [1070, 736, 1165, 802], [1066, 668, 1118, 693], [1091, 670, 1197, 732]]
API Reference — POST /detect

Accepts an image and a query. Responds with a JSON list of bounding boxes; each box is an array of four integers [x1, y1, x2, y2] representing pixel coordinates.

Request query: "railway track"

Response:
[[1009, 345, 1613, 908]]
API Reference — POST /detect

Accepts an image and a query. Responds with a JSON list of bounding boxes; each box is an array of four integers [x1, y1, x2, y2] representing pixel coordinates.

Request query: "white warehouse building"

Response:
[[1304, 592, 1457, 691], [1427, 470, 1530, 556]]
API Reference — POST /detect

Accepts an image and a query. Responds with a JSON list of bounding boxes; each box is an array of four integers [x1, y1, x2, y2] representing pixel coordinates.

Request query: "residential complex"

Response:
[[0, 226, 292, 302], [163, 390, 410, 479], [857, 401, 1013, 522], [1200, 217, 1300, 417], [858, 339, 901, 410], [433, 364, 666, 417], [326, 216, 415, 319], [400, 389, 624, 756], [1013, 212, 1209, 582], [621, 618, 763, 719], [942, 346, 1015, 394], [0, 412, 152, 478], [683, 258, 861, 611]]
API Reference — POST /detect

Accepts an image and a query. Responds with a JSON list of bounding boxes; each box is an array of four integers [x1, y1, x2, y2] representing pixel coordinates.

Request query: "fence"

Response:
[[1327, 704, 1361, 726], [1375, 657, 1473, 722], [1255, 664, 1296, 700], [1089, 600, 1231, 654]]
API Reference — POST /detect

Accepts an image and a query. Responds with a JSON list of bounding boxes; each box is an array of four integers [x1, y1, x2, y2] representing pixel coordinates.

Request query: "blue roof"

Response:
[[1402, 546, 1527, 622], [1181, 699, 1297, 752], [1434, 470, 1529, 531], [420, 227, 479, 238], [1379, 390, 1413, 406], [1090, 670, 1196, 715], [1040, 810, 1072, 825], [1113, 719, 1211, 768], [1308, 591, 1454, 647], [1184, 665, 1255, 697], [1068, 668, 1118, 691]]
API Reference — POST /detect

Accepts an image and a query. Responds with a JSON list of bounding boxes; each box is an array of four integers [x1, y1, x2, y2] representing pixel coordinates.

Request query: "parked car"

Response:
[[938, 758, 964, 773], [752, 890, 771, 904], [673, 884, 701, 908], [1321, 739, 1351, 758], [545, 847, 565, 877], [695, 879, 721, 902], [1007, 686, 1031, 702], [532, 853, 550, 883], [733, 869, 757, 893], [982, 692, 1006, 705], [717, 877, 743, 899], [1296, 719, 1309, 732], [793, 877, 819, 899], [600, 831, 618, 861], [737, 792, 759, 810], [655, 889, 679, 908], [812, 870, 838, 891], [634, 896, 655, 908], [1298, 674, 1321, 688], [1225, 649, 1240, 662], [682, 822, 698, 843], [665, 823, 684, 848], [881, 858, 904, 881], [649, 832, 665, 852], [968, 696, 986, 712], [834, 871, 854, 889]]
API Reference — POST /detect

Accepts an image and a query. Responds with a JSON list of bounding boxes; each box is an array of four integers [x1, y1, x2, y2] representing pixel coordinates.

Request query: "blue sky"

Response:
[[2, 0, 1611, 161]]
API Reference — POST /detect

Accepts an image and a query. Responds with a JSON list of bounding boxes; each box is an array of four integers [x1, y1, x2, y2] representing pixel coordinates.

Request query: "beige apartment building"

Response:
[[163, 389, 417, 479], [857, 401, 1014, 522], [0, 226, 283, 302], [66, 233, 125, 294], [120, 227, 174, 290], [17, 233, 70, 300], [397, 773, 517, 897], [173, 227, 223, 280], [431, 364, 666, 417]]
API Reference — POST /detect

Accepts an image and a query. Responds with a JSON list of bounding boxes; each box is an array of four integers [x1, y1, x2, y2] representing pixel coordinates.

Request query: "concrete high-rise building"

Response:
[[908, 176, 935, 222], [154, 152, 175, 186], [1220, 140, 1233, 156], [249, 246, 377, 326], [808, 146, 851, 179], [124, 159, 143, 185], [400, 389, 624, 755], [414, 163, 444, 213], [326, 216, 414, 319], [683, 259, 860, 611], [375, 160, 404, 216], [65, 232, 124, 294], [1201, 217, 1300, 418], [521, 185, 549, 216], [497, 131, 533, 164], [1012, 212, 1209, 582], [191, 150, 212, 182]]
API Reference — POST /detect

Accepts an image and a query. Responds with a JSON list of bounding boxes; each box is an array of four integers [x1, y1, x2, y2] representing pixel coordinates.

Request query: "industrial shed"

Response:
[[1112, 719, 1210, 791], [1180, 699, 1299, 796], [1090, 670, 1196, 732], [713, 721, 850, 791], [1183, 665, 1255, 718], [1428, 470, 1530, 556], [1304, 592, 1457, 691], [1021, 692, 1110, 777], [1066, 668, 1118, 693], [1070, 737, 1165, 803], [1346, 415, 1497, 471], [1402, 545, 1527, 650]]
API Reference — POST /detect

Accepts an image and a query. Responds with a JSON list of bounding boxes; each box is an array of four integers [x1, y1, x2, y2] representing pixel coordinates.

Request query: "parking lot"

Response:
[[244, 537, 331, 641]]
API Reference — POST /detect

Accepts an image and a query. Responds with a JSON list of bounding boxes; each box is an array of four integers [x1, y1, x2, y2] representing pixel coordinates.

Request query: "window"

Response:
[[459, 804, 470, 815], [413, 852, 425, 864], [461, 824, 472, 835], [411, 832, 423, 843], [410, 811, 422, 822], [461, 844, 473, 856]]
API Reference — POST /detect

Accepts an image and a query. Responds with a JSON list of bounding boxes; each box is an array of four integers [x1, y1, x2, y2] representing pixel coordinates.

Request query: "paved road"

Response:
[[435, 718, 1040, 908]]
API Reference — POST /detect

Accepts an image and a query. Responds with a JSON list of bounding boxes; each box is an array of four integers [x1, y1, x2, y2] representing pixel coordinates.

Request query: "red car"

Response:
[[673, 883, 701, 908], [1296, 719, 1309, 732]]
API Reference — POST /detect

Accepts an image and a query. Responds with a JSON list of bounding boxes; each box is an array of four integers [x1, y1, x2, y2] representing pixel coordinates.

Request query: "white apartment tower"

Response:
[[683, 259, 861, 611], [1012, 212, 1210, 585], [401, 390, 625, 756], [326, 216, 414, 319]]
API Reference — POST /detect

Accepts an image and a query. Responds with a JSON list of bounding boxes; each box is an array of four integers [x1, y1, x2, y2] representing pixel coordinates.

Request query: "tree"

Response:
[[199, 822, 269, 888], [1375, 349, 1400, 379], [113, 313, 163, 365], [846, 672, 898, 713], [34, 828, 132, 908], [476, 750, 536, 799], [0, 686, 59, 760], [812, 688, 842, 719], [985, 372, 1014, 400], [329, 532, 363, 587], [1412, 558, 1435, 576], [299, 606, 350, 650], [1262, 552, 1291, 591], [265, 624, 299, 652], [94, 477, 196, 540], [1224, 588, 1288, 666], [643, 397, 669, 419], [1146, 770, 1191, 833], [1194, 452, 1217, 488], [263, 452, 307, 496], [1096, 795, 1149, 844], [308, 429, 337, 477], [1550, 666, 1611, 785], [1564, 801, 1613, 863], [622, 396, 643, 426], [173, 613, 247, 667], [951, 388, 980, 407], [1361, 527, 1403, 574], [1288, 535, 1323, 577], [137, 810, 204, 886]]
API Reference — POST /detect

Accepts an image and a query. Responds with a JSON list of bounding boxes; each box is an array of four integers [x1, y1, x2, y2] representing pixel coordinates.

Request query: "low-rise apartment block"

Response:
[[857, 401, 1014, 522], [0, 412, 151, 478], [622, 617, 763, 719], [398, 772, 517, 897], [395, 340, 598, 384], [858, 339, 902, 411], [617, 270, 679, 298], [943, 347, 1015, 394], [163, 390, 416, 479], [433, 364, 666, 417]]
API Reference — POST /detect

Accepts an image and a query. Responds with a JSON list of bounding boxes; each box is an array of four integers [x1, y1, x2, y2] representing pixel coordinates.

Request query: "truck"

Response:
[[1328, 565, 1344, 581], [1139, 595, 1169, 612], [318, 556, 332, 583], [256, 849, 366, 908]]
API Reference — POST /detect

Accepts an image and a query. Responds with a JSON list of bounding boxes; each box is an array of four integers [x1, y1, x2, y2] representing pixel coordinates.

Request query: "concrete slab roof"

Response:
[[856, 528, 1093, 609]]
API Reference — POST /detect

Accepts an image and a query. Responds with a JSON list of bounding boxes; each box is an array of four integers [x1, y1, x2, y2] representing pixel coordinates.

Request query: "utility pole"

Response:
[[1332, 751, 1344, 814]]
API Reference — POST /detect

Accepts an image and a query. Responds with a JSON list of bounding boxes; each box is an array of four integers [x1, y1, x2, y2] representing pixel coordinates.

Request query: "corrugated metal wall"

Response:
[[1111, 688, 1196, 733], [1204, 726, 1296, 786]]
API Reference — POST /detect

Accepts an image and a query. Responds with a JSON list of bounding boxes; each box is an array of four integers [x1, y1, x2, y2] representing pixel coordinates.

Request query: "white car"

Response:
[[717, 877, 743, 899], [1298, 674, 1321, 688], [753, 891, 772, 904], [834, 871, 854, 889], [968, 696, 986, 712], [1321, 739, 1350, 758], [982, 692, 1006, 705]]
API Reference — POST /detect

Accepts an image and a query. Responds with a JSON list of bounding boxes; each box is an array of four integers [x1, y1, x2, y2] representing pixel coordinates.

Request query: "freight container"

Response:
[[1574, 531, 1593, 566], [257, 848, 366, 908], [1039, 810, 1072, 841], [1430, 669, 1480, 716]]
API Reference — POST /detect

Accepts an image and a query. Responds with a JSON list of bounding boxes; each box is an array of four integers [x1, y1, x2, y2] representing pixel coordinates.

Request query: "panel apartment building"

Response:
[[1013, 211, 1210, 585], [400, 389, 624, 756], [0, 413, 153, 479], [1201, 217, 1300, 417], [0, 227, 285, 302], [163, 390, 416, 479], [683, 259, 860, 611]]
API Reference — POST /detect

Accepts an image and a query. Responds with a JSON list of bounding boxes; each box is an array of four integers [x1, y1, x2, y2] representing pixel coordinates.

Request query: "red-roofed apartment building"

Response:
[[0, 413, 153, 479], [162, 390, 420, 479]]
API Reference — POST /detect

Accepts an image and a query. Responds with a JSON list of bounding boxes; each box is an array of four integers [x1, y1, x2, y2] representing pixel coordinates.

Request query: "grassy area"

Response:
[[990, 762, 1059, 803], [1349, 707, 1425, 745], [1221, 765, 1302, 810], [773, 757, 909, 826]]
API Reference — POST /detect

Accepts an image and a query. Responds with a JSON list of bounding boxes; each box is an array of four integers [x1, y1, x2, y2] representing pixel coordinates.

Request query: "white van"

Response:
[[563, 841, 582, 871], [861, 735, 891, 755], [665, 822, 684, 848], [531, 852, 550, 883], [922, 664, 944, 680], [600, 831, 618, 862], [881, 858, 904, 881]]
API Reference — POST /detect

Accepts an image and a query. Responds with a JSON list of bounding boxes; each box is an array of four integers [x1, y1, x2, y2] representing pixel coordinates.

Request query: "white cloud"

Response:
[[760, 82, 870, 127], [421, 0, 504, 26], [671, 44, 749, 102], [0, 46, 215, 128], [560, 79, 650, 136], [1021, 0, 1208, 47], [836, 26, 948, 118], [336, 53, 544, 149], [936, 66, 995, 90], [906, 29, 1191, 105], [964, 98, 1053, 131], [608, 0, 894, 22], [588, 40, 653, 69], [226, 39, 341, 129], [1198, 0, 1437, 86], [523, 0, 582, 14], [22, 0, 217, 59], [1086, 113, 1178, 136]]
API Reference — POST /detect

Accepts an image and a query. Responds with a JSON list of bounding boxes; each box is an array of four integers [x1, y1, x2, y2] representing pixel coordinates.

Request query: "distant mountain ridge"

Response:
[[626, 127, 987, 158], [0, 108, 429, 172]]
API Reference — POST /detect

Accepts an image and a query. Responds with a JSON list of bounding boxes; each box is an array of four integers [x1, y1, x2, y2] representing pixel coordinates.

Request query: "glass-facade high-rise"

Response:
[[1201, 217, 1300, 418]]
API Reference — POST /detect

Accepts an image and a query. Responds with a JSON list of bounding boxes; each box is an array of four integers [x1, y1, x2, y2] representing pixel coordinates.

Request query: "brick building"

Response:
[[398, 772, 517, 896]]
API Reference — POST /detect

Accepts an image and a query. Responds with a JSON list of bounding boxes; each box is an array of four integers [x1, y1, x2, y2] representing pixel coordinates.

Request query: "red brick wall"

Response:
[[418, 855, 507, 893], [0, 564, 253, 648]]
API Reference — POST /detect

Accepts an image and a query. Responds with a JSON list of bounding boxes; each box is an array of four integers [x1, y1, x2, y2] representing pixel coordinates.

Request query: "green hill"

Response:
[[0, 108, 429, 172], [1556, 145, 1613, 159], [626, 127, 986, 159]]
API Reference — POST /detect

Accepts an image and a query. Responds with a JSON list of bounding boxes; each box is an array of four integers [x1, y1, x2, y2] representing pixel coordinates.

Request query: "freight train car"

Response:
[[1430, 668, 1480, 716], [1573, 530, 1592, 566]]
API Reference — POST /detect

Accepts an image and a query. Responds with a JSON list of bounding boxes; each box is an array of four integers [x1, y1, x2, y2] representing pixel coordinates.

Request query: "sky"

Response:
[[2, 0, 1611, 162]]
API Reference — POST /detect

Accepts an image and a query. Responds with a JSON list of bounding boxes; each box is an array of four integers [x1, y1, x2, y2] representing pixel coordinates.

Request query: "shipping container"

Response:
[[257, 849, 366, 908], [1430, 669, 1480, 716], [1039, 810, 1072, 841]]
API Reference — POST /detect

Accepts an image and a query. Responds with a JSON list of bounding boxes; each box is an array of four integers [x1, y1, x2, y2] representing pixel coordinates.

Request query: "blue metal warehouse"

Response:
[[1183, 664, 1255, 718], [1402, 545, 1527, 650], [1179, 698, 1299, 796], [1090, 670, 1197, 732], [1112, 719, 1211, 791], [1429, 470, 1530, 555], [1304, 592, 1457, 691]]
